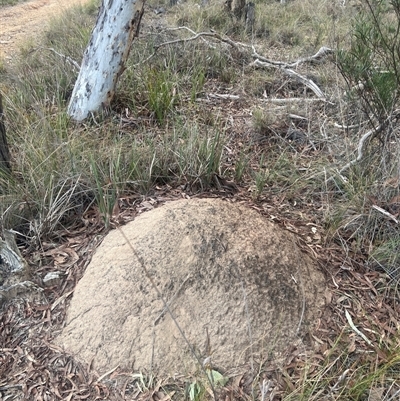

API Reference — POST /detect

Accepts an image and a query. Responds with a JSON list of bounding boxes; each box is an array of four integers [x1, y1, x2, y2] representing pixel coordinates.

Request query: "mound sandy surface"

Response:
[[58, 198, 326, 376]]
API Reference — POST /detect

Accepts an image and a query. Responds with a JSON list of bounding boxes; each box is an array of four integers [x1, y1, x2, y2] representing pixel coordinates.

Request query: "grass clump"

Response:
[[0, 0, 27, 6], [0, 2, 234, 239], [145, 68, 178, 125]]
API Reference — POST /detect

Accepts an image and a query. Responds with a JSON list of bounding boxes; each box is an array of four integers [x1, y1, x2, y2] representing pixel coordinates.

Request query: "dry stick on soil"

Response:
[[336, 126, 380, 174], [117, 227, 218, 400], [335, 110, 400, 177], [140, 28, 331, 100], [137, 29, 248, 66], [261, 97, 329, 104], [251, 46, 333, 69], [371, 205, 399, 224], [344, 309, 372, 346], [250, 46, 332, 99], [251, 59, 326, 99]]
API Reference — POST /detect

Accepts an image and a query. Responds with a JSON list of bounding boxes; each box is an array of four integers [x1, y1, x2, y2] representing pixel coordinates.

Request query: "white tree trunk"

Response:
[[67, 0, 146, 121]]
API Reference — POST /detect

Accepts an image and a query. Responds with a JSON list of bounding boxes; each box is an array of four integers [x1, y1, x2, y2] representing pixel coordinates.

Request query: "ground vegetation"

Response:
[[0, 0, 400, 399]]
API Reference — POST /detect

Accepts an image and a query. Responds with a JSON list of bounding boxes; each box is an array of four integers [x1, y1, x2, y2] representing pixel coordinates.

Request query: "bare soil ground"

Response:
[[0, 0, 91, 60]]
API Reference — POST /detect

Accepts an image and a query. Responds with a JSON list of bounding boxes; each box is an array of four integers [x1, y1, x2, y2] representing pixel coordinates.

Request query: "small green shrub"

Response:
[[337, 0, 400, 126]]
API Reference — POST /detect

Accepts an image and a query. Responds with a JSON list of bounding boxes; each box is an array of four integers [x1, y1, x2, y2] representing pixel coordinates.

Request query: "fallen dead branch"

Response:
[[138, 29, 249, 65], [138, 28, 332, 99], [372, 205, 399, 224], [261, 97, 330, 103], [207, 93, 240, 100], [251, 45, 333, 69], [152, 28, 250, 51], [331, 109, 400, 179], [285, 68, 325, 98], [337, 126, 379, 174], [250, 61, 329, 98]]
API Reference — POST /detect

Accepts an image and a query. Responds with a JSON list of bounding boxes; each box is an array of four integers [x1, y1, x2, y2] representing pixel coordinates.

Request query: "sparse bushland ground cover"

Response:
[[0, 0, 400, 399], [0, 0, 25, 6]]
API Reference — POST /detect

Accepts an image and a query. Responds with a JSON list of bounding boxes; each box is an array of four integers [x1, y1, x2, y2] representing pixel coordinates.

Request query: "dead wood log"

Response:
[[0, 93, 11, 174]]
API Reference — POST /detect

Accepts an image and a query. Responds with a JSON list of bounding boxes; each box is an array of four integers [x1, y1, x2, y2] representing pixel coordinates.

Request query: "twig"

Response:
[[289, 113, 308, 121], [334, 122, 364, 130], [261, 97, 329, 103], [294, 273, 306, 337], [138, 29, 249, 66], [208, 93, 240, 100], [251, 59, 326, 99], [96, 365, 120, 383], [335, 109, 400, 176], [387, 388, 400, 401], [251, 46, 333, 68], [284, 68, 325, 98], [372, 205, 399, 223], [153, 30, 246, 51], [250, 46, 333, 99], [260, 379, 272, 401], [337, 126, 379, 174], [345, 309, 372, 346], [136, 27, 332, 103], [330, 368, 350, 392]]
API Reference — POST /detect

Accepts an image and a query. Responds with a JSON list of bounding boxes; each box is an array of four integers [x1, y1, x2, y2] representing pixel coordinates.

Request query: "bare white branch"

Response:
[[251, 46, 333, 68], [372, 205, 399, 223], [261, 97, 329, 104], [337, 126, 380, 174], [208, 93, 240, 100], [284, 68, 325, 98], [345, 309, 372, 346]]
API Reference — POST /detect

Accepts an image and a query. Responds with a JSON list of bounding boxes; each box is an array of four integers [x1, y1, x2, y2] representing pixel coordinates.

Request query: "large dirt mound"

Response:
[[58, 198, 326, 376]]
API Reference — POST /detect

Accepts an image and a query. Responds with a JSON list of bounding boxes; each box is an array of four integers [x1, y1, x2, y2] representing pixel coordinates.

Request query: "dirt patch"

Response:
[[0, 0, 92, 60], [58, 198, 327, 377]]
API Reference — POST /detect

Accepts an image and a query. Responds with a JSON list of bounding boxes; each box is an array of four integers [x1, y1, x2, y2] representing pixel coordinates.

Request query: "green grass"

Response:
[[1, 0, 400, 399], [0, 0, 27, 6]]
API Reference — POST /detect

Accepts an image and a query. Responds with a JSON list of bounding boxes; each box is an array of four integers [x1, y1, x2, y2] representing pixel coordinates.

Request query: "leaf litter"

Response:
[[0, 178, 398, 400]]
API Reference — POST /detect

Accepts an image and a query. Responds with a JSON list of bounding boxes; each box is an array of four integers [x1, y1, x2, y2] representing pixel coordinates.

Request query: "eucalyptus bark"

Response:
[[67, 0, 146, 121]]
